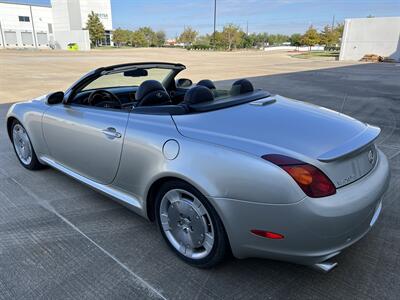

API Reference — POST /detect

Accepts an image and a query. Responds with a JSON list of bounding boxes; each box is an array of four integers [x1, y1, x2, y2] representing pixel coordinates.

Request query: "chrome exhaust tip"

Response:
[[312, 261, 338, 273]]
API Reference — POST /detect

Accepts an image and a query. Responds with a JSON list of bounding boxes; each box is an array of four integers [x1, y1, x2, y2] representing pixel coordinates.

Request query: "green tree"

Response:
[[155, 30, 166, 47], [112, 28, 130, 47], [130, 30, 147, 47], [222, 24, 242, 51], [256, 32, 268, 47], [268, 34, 290, 45], [213, 31, 225, 48], [320, 25, 340, 47], [335, 22, 344, 37], [242, 33, 258, 48], [195, 34, 212, 46], [178, 26, 198, 45], [86, 11, 105, 47], [290, 33, 302, 46], [136, 27, 157, 47], [301, 26, 320, 50]]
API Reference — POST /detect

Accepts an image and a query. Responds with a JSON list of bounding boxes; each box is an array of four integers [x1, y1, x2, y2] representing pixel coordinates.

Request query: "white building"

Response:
[[0, 0, 113, 51], [339, 16, 400, 61]]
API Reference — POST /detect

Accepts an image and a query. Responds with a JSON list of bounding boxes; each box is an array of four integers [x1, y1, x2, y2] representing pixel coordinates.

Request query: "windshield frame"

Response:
[[63, 62, 185, 104]]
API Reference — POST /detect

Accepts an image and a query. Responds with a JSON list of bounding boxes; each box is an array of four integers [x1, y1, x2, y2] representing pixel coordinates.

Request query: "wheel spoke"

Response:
[[21, 147, 27, 159], [166, 190, 181, 204], [160, 213, 170, 231], [178, 243, 186, 254], [184, 246, 193, 257], [193, 198, 207, 216], [203, 233, 214, 251]]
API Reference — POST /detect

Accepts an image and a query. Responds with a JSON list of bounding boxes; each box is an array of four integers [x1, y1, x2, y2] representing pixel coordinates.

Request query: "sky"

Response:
[[4, 0, 400, 37]]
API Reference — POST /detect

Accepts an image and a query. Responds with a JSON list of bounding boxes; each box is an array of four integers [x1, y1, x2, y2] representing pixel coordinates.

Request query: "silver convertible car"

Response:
[[6, 62, 390, 272]]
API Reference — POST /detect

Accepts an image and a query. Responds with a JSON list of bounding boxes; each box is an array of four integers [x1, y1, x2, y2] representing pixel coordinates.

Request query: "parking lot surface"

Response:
[[0, 48, 353, 103], [0, 53, 399, 299]]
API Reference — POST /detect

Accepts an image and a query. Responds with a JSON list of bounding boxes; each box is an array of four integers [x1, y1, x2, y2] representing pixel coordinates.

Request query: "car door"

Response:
[[42, 104, 129, 184]]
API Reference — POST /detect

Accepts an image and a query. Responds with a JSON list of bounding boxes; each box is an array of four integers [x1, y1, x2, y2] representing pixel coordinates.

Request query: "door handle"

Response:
[[101, 127, 122, 139]]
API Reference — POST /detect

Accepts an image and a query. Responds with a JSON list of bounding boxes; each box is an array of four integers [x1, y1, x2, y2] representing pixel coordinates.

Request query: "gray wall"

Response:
[[340, 17, 400, 61]]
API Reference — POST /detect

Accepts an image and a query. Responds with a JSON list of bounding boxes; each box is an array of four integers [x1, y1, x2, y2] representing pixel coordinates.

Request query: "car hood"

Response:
[[172, 95, 381, 188]]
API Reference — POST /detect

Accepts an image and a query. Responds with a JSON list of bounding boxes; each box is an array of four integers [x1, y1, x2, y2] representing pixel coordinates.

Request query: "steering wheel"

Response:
[[87, 90, 122, 109]]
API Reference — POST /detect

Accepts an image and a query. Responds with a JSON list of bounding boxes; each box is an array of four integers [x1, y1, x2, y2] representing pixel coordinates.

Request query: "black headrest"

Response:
[[230, 79, 254, 95], [183, 86, 214, 105], [135, 80, 171, 106], [136, 80, 165, 100], [197, 79, 216, 90]]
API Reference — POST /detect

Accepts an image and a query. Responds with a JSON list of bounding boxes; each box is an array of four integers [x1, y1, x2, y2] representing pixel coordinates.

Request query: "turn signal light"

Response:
[[262, 154, 336, 198], [251, 229, 284, 239]]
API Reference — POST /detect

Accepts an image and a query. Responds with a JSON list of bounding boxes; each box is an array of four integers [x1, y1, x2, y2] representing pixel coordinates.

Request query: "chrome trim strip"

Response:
[[40, 156, 142, 210]]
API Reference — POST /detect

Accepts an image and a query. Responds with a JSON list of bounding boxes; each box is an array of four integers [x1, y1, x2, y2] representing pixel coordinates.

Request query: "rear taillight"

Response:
[[262, 154, 336, 198]]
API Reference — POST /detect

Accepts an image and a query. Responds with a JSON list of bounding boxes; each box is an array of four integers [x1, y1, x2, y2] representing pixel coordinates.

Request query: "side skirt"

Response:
[[40, 156, 146, 217]]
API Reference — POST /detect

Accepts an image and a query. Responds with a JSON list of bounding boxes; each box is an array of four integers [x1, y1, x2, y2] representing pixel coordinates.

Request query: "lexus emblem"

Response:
[[156, 92, 162, 98], [368, 149, 375, 164]]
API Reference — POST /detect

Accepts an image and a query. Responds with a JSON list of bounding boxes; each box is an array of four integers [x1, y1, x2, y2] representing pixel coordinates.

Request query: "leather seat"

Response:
[[135, 80, 171, 106], [182, 86, 214, 105], [230, 79, 254, 96]]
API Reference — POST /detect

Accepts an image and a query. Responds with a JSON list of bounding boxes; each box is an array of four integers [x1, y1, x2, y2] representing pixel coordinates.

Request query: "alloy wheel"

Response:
[[159, 189, 215, 259]]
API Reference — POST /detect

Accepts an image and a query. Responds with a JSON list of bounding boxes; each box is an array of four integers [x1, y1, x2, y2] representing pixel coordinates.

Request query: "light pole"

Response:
[[213, 0, 216, 49]]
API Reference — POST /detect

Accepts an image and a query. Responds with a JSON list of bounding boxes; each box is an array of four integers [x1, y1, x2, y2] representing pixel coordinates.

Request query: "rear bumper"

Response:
[[210, 149, 390, 265]]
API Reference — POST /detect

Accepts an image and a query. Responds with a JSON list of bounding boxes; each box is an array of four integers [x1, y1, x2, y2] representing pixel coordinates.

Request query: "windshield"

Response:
[[82, 68, 173, 91]]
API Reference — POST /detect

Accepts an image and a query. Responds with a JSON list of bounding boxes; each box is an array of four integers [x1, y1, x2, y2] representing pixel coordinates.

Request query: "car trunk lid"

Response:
[[172, 95, 380, 187]]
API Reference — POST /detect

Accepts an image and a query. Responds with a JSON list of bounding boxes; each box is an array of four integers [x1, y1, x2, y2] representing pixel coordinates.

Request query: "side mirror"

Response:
[[46, 91, 64, 105], [176, 78, 193, 88]]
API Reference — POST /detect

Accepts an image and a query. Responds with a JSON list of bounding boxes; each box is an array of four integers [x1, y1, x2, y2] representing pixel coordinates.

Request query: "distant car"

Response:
[[67, 43, 79, 51], [6, 62, 390, 271]]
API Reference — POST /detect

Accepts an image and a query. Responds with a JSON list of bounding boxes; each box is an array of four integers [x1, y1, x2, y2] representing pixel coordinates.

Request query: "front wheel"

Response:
[[11, 120, 44, 170], [155, 180, 229, 268]]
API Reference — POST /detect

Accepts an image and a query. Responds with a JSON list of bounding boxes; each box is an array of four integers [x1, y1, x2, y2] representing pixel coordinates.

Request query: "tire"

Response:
[[11, 120, 44, 170], [155, 180, 229, 268]]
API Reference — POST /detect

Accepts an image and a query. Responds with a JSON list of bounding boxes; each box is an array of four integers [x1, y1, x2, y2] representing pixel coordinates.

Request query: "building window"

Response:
[[18, 16, 30, 22]]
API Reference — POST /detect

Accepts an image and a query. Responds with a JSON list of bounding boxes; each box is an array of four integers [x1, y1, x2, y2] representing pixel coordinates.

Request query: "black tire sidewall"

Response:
[[155, 180, 228, 268]]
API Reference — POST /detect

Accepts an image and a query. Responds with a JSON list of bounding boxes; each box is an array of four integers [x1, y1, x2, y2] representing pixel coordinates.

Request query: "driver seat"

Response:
[[135, 80, 171, 107]]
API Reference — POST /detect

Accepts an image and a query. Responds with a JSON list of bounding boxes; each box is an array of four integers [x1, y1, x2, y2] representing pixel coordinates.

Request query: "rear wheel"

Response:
[[155, 180, 229, 268], [11, 120, 44, 170]]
